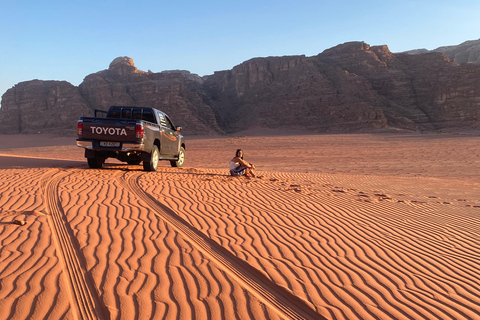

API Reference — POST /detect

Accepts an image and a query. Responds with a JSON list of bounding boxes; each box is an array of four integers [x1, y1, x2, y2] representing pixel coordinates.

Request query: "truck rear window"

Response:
[[107, 107, 156, 123], [108, 108, 121, 118]]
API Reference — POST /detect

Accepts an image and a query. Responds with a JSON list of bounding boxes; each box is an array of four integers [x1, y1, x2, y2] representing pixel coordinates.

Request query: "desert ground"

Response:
[[0, 131, 479, 320]]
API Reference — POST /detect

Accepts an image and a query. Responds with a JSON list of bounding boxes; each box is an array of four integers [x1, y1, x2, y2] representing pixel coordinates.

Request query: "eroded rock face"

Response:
[[0, 57, 220, 135], [202, 54, 389, 132], [318, 42, 480, 129], [203, 42, 480, 132], [0, 80, 91, 134], [108, 56, 149, 77], [1, 47, 480, 135], [204, 42, 480, 131], [78, 56, 220, 135], [406, 39, 480, 64]]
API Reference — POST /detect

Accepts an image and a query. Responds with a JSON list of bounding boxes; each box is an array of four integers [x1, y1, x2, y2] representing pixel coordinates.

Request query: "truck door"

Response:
[[156, 112, 176, 155], [164, 115, 180, 155]]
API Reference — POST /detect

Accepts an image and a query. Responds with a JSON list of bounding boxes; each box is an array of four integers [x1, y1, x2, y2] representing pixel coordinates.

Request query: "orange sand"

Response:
[[0, 132, 479, 320]]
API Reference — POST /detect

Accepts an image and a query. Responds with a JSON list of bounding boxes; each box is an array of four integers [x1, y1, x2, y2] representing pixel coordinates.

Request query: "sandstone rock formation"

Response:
[[78, 57, 220, 135], [204, 42, 480, 132], [434, 39, 480, 64], [317, 42, 479, 130], [0, 80, 91, 134], [202, 54, 389, 132], [405, 38, 480, 64], [1, 42, 480, 135], [0, 57, 220, 135]]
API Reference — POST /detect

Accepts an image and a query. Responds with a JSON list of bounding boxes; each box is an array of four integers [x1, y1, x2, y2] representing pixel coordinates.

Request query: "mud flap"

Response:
[[85, 149, 96, 158]]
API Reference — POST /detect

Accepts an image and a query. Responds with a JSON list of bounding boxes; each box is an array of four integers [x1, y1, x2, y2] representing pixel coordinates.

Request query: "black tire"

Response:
[[143, 145, 159, 171], [87, 154, 105, 169], [170, 147, 185, 168]]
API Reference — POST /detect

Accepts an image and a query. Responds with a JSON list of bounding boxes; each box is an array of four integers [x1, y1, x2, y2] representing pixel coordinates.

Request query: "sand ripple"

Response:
[[1, 157, 479, 319]]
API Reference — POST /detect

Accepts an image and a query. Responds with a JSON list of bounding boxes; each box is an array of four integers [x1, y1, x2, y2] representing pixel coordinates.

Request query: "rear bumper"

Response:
[[76, 140, 145, 151], [76, 140, 94, 149]]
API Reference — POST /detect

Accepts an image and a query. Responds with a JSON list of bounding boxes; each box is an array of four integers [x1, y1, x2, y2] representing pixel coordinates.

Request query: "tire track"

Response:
[[139, 169, 480, 319], [119, 171, 325, 320], [43, 170, 108, 320]]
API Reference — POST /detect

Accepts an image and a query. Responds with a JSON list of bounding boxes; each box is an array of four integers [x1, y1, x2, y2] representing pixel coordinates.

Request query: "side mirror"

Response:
[[176, 126, 182, 131]]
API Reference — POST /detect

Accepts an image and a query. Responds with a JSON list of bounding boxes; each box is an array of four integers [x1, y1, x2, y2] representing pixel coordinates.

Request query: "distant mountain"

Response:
[[0, 57, 221, 135], [404, 38, 480, 64], [2, 40, 480, 135]]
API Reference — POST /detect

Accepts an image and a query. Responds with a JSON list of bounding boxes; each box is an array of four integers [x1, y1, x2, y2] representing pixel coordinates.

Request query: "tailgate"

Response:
[[81, 118, 138, 142]]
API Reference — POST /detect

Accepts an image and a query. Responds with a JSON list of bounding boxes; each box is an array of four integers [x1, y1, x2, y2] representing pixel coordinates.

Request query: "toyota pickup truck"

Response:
[[76, 106, 185, 171]]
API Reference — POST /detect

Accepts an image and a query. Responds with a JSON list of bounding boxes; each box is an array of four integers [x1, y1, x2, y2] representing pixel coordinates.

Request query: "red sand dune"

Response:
[[0, 132, 479, 319]]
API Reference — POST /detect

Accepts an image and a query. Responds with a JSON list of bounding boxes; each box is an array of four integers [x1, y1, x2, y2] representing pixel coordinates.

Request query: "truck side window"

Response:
[[142, 109, 156, 123], [157, 113, 168, 127], [165, 116, 175, 130]]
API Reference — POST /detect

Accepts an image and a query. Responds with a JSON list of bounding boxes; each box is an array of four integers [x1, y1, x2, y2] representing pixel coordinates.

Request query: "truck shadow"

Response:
[[0, 156, 233, 180], [101, 163, 231, 178], [0, 155, 86, 170]]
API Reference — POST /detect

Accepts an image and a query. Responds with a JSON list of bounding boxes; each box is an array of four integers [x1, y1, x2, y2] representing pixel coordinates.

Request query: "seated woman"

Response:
[[229, 149, 256, 177]]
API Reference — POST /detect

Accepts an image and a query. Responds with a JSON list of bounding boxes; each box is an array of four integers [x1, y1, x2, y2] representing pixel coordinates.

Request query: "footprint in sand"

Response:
[[411, 200, 427, 204]]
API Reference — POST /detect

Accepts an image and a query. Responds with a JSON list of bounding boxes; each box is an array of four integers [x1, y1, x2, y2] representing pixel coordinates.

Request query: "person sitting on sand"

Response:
[[229, 149, 256, 177]]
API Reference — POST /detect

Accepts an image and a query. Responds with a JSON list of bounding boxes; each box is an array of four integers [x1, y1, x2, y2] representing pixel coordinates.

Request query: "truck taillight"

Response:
[[136, 124, 144, 139], [77, 120, 83, 136]]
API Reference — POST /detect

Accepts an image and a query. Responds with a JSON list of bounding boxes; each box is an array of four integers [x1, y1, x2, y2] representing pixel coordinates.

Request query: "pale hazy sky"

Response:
[[1, 0, 480, 102]]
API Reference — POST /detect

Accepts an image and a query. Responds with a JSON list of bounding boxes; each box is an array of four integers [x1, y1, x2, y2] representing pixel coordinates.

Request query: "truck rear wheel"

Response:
[[87, 154, 105, 169], [170, 147, 185, 168], [143, 145, 159, 171]]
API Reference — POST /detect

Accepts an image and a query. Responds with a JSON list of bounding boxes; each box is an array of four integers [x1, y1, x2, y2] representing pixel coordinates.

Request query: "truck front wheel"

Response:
[[143, 145, 159, 171], [170, 147, 185, 168], [87, 154, 105, 169]]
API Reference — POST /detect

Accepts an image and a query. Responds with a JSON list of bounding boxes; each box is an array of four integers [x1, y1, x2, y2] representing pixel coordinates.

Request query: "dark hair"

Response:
[[235, 149, 243, 159]]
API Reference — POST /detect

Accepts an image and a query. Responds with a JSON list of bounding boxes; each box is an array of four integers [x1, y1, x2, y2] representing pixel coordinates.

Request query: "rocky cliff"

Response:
[[0, 57, 220, 135], [317, 42, 480, 130], [204, 41, 480, 132], [0, 80, 91, 134], [1, 41, 480, 135], [405, 38, 480, 64], [78, 57, 220, 135], [202, 54, 389, 132]]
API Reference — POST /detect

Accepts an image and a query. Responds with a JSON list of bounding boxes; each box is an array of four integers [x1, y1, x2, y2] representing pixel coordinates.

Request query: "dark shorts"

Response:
[[230, 166, 248, 176]]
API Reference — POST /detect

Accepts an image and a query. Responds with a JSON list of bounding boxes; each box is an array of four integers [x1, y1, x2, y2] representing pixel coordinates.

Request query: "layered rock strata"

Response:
[[1, 43, 480, 135]]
